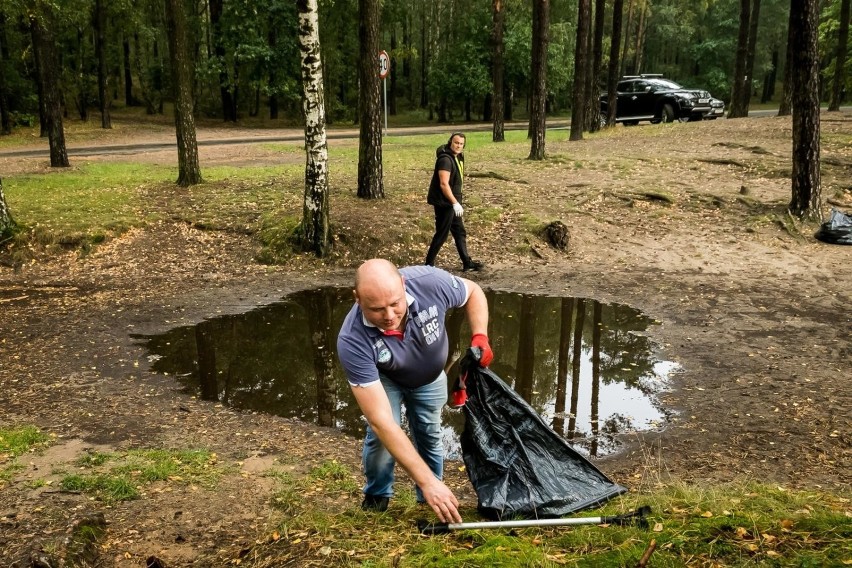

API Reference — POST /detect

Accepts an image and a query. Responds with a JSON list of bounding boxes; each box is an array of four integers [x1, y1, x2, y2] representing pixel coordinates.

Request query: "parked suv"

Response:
[[600, 75, 714, 125]]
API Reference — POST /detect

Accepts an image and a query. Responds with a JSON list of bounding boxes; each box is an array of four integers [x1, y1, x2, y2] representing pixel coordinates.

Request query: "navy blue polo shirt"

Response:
[[337, 266, 469, 389]]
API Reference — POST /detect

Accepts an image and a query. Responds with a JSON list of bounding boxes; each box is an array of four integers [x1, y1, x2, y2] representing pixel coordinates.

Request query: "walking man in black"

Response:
[[424, 132, 483, 272]]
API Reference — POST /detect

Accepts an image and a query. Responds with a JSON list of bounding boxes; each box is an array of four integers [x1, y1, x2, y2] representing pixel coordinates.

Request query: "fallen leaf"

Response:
[[701, 511, 713, 517], [653, 522, 664, 532]]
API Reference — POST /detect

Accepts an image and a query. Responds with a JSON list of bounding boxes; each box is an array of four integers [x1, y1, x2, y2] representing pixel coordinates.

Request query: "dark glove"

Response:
[[471, 333, 493, 367]]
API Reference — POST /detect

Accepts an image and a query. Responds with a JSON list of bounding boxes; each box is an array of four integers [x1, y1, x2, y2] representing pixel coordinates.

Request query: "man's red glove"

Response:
[[471, 333, 493, 367]]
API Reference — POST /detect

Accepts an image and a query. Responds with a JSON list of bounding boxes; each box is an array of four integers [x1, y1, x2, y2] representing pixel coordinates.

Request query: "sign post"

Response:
[[378, 50, 390, 135]]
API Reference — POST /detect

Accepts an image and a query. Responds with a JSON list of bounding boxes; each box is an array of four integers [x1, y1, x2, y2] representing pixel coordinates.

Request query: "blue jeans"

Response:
[[362, 372, 448, 502]]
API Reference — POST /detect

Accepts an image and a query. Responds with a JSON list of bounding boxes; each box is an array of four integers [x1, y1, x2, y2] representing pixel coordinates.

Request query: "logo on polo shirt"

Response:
[[375, 339, 392, 364]]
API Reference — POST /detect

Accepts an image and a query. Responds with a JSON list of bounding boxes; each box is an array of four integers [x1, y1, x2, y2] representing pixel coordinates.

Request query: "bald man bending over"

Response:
[[337, 259, 493, 523]]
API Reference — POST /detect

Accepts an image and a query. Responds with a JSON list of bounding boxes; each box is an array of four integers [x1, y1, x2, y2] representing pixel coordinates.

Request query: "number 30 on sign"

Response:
[[378, 50, 390, 79]]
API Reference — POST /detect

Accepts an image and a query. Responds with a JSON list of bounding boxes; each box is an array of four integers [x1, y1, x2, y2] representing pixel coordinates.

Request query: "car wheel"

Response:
[[661, 104, 675, 123], [598, 112, 608, 129]]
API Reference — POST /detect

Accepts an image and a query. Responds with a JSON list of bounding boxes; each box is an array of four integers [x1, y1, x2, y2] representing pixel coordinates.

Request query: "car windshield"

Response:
[[648, 79, 684, 90]]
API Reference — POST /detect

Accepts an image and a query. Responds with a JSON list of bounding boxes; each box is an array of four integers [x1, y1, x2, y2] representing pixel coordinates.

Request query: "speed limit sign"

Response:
[[378, 50, 390, 79]]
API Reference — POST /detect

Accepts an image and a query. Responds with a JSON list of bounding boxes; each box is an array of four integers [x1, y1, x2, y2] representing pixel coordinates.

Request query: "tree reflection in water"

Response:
[[135, 288, 676, 457]]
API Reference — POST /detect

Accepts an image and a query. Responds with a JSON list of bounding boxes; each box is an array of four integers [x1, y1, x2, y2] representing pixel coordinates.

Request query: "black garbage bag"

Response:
[[458, 349, 627, 520], [815, 208, 852, 245]]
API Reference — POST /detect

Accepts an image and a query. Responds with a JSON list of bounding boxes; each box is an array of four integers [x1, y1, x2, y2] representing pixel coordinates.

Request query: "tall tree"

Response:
[[164, 0, 202, 186], [584, 0, 605, 132], [605, 0, 625, 127], [209, 0, 237, 121], [29, 6, 68, 167], [123, 38, 136, 106], [778, 7, 793, 116], [0, 12, 11, 135], [357, 0, 383, 198], [728, 0, 751, 118], [740, 0, 761, 114], [829, 0, 850, 111], [491, 0, 505, 142], [570, 0, 591, 141], [789, 0, 821, 219], [620, 0, 634, 76], [0, 178, 15, 241], [528, 0, 549, 159], [297, 0, 330, 257], [94, 0, 111, 129]]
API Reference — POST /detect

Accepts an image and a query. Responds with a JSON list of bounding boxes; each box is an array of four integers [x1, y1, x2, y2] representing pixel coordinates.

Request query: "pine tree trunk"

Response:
[[389, 30, 397, 115], [585, 0, 605, 132], [164, 0, 202, 186], [123, 39, 135, 106], [491, 0, 505, 142], [728, 0, 751, 118], [95, 0, 112, 129], [789, 0, 821, 220], [740, 0, 761, 114], [0, 13, 11, 135], [829, 0, 850, 111], [209, 0, 236, 122], [528, 0, 549, 159], [297, 0, 330, 257], [30, 13, 69, 167], [570, 0, 591, 141], [357, 0, 384, 198], [778, 9, 794, 117], [606, 0, 625, 127], [620, 0, 634, 76]]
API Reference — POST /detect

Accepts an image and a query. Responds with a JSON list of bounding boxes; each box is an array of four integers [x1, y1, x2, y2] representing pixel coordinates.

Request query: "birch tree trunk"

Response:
[[789, 0, 821, 220], [297, 0, 330, 257], [164, 0, 202, 186]]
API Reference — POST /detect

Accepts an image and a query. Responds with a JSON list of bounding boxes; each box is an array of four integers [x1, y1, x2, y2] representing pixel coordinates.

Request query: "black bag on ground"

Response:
[[815, 209, 852, 245], [459, 349, 627, 520]]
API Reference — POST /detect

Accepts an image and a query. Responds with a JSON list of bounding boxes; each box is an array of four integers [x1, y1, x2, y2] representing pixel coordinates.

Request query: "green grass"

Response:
[[0, 425, 51, 486], [0, 425, 50, 457], [59, 447, 224, 503], [249, 478, 851, 567]]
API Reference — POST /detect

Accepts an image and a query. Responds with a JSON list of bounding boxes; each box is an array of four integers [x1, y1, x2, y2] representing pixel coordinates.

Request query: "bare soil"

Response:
[[1, 114, 850, 567]]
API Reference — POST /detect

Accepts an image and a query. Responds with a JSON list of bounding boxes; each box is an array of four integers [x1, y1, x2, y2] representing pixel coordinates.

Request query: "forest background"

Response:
[[0, 0, 849, 133]]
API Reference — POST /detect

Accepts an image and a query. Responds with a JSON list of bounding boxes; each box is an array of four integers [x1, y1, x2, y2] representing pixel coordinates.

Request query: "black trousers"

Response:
[[425, 205, 470, 266]]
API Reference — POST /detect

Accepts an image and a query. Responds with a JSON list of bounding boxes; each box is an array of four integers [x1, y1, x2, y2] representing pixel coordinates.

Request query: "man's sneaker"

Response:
[[361, 494, 389, 512], [463, 260, 484, 272]]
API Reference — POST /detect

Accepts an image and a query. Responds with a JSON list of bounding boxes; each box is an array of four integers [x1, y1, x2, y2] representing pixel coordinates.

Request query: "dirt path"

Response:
[[1, 115, 850, 566]]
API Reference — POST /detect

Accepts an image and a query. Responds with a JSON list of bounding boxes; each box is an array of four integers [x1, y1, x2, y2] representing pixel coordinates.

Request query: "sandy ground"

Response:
[[1, 113, 850, 566]]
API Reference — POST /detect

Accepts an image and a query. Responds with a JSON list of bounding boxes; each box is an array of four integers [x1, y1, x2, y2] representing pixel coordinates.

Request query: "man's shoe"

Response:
[[361, 494, 389, 512], [463, 260, 484, 272]]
